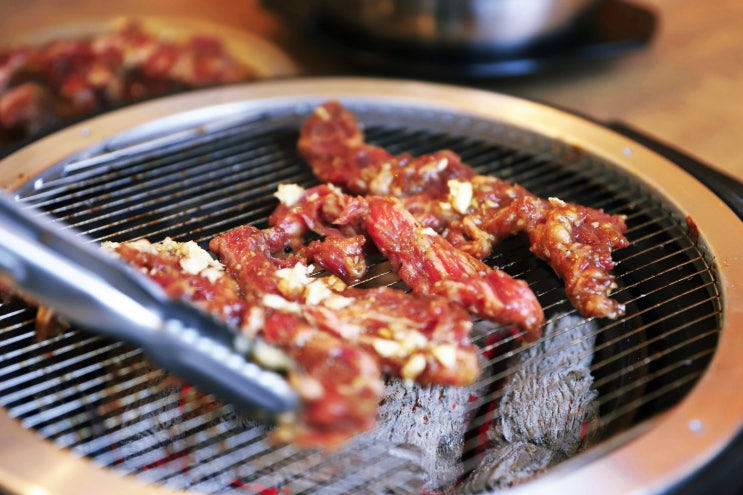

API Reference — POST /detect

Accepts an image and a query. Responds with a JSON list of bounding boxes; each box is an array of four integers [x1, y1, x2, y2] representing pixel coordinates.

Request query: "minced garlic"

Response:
[[447, 179, 473, 215], [432, 344, 457, 368], [262, 294, 301, 314], [178, 240, 218, 275], [275, 262, 313, 298], [274, 183, 306, 207], [401, 354, 427, 381]]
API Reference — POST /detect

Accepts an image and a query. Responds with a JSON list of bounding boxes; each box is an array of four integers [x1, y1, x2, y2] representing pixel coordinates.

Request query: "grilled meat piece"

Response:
[[305, 285, 480, 386], [269, 183, 370, 283], [302, 234, 368, 284], [262, 311, 384, 448], [105, 238, 250, 327], [365, 196, 544, 341], [0, 82, 57, 137], [527, 198, 629, 319], [298, 101, 629, 319], [105, 237, 384, 448], [268, 183, 542, 338], [298, 103, 474, 197], [210, 223, 481, 387]]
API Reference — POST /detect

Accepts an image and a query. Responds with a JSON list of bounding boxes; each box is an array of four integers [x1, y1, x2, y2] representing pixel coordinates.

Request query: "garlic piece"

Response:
[[401, 354, 427, 381], [373, 338, 401, 358], [179, 241, 216, 275], [448, 179, 473, 215], [274, 183, 306, 207], [432, 344, 457, 368]]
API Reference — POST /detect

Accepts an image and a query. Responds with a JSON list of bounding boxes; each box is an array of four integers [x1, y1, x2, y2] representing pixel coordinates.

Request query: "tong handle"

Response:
[[0, 195, 163, 339], [0, 194, 298, 414]]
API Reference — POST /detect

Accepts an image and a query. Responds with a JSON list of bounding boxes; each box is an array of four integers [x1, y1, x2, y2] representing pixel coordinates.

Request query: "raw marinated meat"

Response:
[[4, 100, 631, 455], [0, 19, 254, 142], [209, 224, 481, 387], [365, 196, 543, 341], [268, 183, 543, 338], [298, 101, 629, 319], [104, 237, 384, 448]]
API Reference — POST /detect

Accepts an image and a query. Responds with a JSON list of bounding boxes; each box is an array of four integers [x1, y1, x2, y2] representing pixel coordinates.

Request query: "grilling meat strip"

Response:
[[269, 183, 543, 339], [208, 224, 480, 388], [298, 101, 629, 319], [98, 224, 481, 447], [365, 195, 543, 340], [101, 238, 383, 447]]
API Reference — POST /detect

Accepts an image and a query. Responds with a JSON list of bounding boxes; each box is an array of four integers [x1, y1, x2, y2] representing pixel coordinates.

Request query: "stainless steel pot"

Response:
[[316, 0, 598, 52]]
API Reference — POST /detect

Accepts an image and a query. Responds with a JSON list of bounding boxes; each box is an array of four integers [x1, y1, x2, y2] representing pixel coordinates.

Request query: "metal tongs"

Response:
[[0, 193, 298, 416]]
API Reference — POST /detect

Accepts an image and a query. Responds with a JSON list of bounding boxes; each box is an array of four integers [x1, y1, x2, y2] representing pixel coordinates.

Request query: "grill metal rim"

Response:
[[0, 78, 740, 495]]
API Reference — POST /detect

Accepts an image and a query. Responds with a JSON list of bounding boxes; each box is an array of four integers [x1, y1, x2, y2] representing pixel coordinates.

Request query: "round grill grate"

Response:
[[0, 101, 722, 494]]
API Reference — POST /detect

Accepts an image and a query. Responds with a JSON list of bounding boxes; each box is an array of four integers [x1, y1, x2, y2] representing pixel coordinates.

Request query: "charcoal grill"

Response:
[[0, 77, 742, 495]]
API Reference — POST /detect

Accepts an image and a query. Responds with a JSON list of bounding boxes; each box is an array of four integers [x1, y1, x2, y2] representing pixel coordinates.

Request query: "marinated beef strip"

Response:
[[304, 286, 480, 386], [365, 196, 544, 341], [268, 182, 542, 338], [104, 238, 250, 326], [444, 178, 629, 319], [527, 199, 629, 319], [209, 223, 480, 387], [297, 102, 474, 198], [261, 311, 383, 448], [269, 183, 370, 283], [298, 101, 630, 319], [104, 237, 383, 448]]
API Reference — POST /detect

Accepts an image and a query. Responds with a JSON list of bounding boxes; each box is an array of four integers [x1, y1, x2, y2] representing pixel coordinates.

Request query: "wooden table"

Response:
[[2, 0, 742, 180]]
